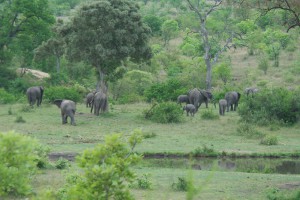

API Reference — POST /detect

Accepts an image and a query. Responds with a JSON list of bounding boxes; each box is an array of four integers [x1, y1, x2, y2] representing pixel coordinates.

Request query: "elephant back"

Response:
[[188, 88, 200, 104]]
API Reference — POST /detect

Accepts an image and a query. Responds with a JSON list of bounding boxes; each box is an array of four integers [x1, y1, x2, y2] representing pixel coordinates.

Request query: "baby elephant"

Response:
[[54, 99, 76, 126], [219, 99, 227, 116], [183, 104, 196, 117], [177, 94, 189, 105]]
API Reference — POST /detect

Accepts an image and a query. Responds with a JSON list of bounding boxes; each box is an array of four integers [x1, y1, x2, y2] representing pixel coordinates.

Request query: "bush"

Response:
[[260, 135, 278, 145], [144, 102, 183, 123], [44, 86, 82, 103], [144, 78, 188, 102], [201, 109, 219, 120], [172, 177, 188, 191], [0, 88, 16, 104], [15, 116, 26, 123], [136, 173, 152, 189], [238, 88, 300, 125], [0, 131, 39, 196], [55, 157, 70, 169], [192, 145, 218, 157], [236, 123, 265, 139], [35, 144, 51, 169]]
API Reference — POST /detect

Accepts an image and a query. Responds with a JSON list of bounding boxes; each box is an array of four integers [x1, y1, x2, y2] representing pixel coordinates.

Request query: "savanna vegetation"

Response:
[[0, 0, 300, 199]]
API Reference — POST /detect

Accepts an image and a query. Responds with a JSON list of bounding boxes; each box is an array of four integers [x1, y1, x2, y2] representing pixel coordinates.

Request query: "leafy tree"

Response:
[[242, 0, 300, 32], [258, 54, 269, 75], [59, 0, 152, 93], [61, 131, 143, 200], [161, 19, 179, 46], [143, 15, 163, 35], [213, 62, 232, 85], [186, 0, 240, 90], [34, 38, 64, 73], [0, 0, 55, 66]]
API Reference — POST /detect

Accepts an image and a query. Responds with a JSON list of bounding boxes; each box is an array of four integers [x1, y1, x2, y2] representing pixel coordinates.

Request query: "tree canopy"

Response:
[[59, 0, 152, 91], [0, 0, 55, 66]]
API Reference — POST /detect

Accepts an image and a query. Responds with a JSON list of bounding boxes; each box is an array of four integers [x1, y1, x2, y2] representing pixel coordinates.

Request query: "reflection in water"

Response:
[[141, 157, 300, 174]]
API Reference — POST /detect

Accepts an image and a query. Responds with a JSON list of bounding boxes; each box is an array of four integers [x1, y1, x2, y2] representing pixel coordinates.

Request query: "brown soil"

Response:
[[279, 182, 300, 190]]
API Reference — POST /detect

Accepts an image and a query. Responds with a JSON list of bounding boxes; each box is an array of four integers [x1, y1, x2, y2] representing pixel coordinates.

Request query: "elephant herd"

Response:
[[177, 87, 255, 117], [26, 86, 108, 126]]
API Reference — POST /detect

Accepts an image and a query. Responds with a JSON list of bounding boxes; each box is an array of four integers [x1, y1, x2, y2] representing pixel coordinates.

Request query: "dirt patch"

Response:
[[48, 152, 78, 161], [279, 182, 300, 190], [16, 68, 50, 79]]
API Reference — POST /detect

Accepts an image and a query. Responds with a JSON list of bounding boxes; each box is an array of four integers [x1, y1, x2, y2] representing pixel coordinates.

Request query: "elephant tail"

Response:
[[40, 87, 44, 104]]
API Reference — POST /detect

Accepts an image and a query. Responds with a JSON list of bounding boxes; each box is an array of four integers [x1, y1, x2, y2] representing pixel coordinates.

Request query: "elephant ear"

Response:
[[53, 99, 63, 108], [200, 90, 209, 99]]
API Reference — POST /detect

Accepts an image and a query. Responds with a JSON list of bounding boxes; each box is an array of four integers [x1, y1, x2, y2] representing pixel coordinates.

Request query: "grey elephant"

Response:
[[244, 87, 259, 97], [225, 91, 241, 112], [86, 91, 96, 108], [183, 104, 196, 116], [219, 99, 227, 116], [177, 94, 189, 105], [26, 86, 44, 107], [54, 99, 76, 126], [91, 91, 108, 116], [188, 88, 213, 111]]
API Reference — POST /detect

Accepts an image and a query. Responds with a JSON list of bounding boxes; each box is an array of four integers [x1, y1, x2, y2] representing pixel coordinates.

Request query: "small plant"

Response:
[[20, 105, 33, 112], [15, 116, 26, 123], [35, 144, 51, 169], [192, 145, 217, 157], [55, 157, 70, 169], [260, 135, 278, 146], [136, 173, 152, 189], [8, 107, 12, 115], [236, 123, 265, 139], [171, 177, 188, 191], [143, 132, 157, 139], [200, 109, 219, 120]]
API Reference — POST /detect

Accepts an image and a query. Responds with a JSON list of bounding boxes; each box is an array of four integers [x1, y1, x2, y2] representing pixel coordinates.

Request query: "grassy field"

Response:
[[1, 102, 300, 199]]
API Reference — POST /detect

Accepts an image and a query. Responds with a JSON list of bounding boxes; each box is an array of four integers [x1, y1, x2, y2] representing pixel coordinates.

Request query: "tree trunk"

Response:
[[96, 67, 108, 93], [200, 19, 212, 90]]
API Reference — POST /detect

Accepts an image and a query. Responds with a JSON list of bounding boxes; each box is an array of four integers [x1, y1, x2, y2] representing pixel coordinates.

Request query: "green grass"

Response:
[[1, 102, 300, 199], [1, 102, 299, 155]]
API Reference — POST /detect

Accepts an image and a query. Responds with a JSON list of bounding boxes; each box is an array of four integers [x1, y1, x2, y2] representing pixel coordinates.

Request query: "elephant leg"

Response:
[[69, 112, 76, 126], [205, 100, 208, 108]]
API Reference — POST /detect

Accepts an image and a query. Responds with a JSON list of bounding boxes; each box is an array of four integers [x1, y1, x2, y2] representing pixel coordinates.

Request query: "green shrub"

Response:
[[55, 157, 70, 169], [238, 88, 300, 125], [260, 135, 278, 145], [171, 177, 188, 191], [60, 132, 143, 200], [201, 109, 219, 120], [35, 144, 51, 169], [44, 86, 81, 103], [15, 116, 26, 123], [20, 105, 33, 112], [136, 173, 152, 189], [236, 123, 265, 139], [118, 94, 144, 104], [266, 188, 300, 200], [0, 131, 39, 196], [0, 88, 16, 104], [143, 132, 157, 139], [192, 145, 218, 157], [144, 102, 183, 123], [144, 78, 188, 102]]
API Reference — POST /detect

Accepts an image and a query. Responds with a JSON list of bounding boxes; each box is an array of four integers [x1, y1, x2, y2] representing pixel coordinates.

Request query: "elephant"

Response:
[[183, 104, 196, 116], [26, 86, 44, 107], [225, 91, 241, 112], [244, 87, 259, 97], [91, 91, 108, 116], [219, 99, 227, 116], [54, 99, 76, 126], [86, 91, 96, 108], [177, 94, 189, 105], [187, 88, 213, 111]]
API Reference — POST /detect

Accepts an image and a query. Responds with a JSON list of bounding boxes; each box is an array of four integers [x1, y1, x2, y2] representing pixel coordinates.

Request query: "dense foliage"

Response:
[[144, 102, 183, 123], [59, 131, 143, 200], [238, 88, 300, 125], [0, 131, 40, 196]]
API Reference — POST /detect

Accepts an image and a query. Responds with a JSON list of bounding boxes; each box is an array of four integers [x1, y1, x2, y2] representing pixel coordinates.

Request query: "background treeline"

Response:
[[0, 0, 300, 125]]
